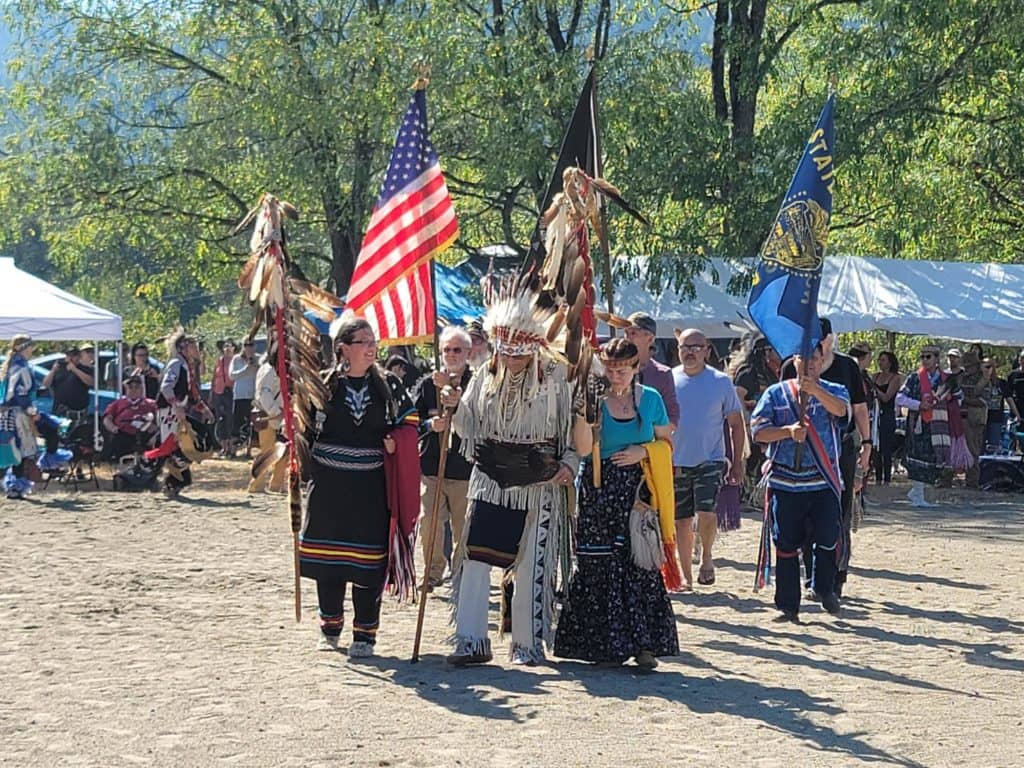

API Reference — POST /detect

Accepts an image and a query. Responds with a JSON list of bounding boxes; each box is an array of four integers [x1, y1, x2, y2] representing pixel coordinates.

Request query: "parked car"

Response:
[[28, 352, 128, 414]]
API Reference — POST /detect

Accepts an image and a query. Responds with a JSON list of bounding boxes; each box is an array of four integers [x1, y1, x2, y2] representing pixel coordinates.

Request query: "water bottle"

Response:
[[1003, 418, 1013, 453]]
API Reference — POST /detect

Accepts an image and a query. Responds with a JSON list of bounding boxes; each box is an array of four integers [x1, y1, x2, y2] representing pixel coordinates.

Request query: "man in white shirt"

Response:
[[247, 357, 286, 493]]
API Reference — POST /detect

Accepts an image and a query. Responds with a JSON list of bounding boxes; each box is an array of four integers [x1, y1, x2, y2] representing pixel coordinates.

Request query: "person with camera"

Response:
[[43, 345, 96, 426], [126, 342, 160, 400]]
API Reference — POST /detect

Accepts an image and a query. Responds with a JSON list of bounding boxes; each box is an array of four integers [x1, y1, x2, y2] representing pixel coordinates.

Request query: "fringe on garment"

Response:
[[949, 435, 974, 472], [384, 519, 417, 602], [447, 484, 569, 653], [509, 642, 546, 664], [451, 635, 491, 657], [715, 483, 743, 532], [454, 362, 576, 514], [754, 486, 773, 593]]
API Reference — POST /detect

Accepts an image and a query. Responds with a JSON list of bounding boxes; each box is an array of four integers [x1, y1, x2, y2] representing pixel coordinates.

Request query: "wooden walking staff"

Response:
[[411, 257, 452, 663]]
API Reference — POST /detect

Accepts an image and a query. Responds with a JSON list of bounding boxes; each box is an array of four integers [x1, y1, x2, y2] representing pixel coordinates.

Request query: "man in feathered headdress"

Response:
[[445, 291, 585, 666]]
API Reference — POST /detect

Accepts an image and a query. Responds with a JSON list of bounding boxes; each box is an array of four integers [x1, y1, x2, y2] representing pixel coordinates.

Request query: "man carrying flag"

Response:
[[751, 343, 849, 622], [748, 93, 851, 612]]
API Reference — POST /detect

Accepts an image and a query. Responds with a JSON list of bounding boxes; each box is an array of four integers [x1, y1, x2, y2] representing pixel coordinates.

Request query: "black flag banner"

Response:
[[519, 68, 599, 279]]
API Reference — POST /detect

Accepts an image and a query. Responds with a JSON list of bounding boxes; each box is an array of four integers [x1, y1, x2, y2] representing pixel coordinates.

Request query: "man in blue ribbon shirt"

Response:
[[751, 343, 850, 622]]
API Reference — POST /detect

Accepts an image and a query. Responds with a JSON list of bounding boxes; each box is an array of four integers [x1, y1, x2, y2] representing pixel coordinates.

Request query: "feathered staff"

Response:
[[524, 166, 648, 486], [235, 193, 341, 622]]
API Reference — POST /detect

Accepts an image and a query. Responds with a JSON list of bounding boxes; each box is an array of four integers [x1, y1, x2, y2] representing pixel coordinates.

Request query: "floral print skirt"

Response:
[[554, 460, 679, 663]]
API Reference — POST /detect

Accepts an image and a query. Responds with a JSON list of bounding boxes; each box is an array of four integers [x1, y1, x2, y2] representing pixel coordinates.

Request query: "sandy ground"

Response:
[[1, 459, 1023, 768]]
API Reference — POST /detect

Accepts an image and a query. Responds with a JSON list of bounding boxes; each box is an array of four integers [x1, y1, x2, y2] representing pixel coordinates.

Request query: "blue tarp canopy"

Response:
[[304, 262, 484, 336]]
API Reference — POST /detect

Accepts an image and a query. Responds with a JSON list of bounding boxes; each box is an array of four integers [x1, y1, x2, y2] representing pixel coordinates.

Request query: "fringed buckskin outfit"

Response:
[[449, 357, 578, 664], [300, 369, 417, 648]]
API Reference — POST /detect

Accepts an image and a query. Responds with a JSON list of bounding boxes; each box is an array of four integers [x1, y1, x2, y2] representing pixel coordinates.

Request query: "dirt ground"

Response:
[[1, 459, 1022, 767]]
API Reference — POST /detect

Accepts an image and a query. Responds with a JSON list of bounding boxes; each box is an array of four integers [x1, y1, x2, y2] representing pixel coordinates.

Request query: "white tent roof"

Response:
[[607, 255, 1024, 345], [0, 257, 123, 341]]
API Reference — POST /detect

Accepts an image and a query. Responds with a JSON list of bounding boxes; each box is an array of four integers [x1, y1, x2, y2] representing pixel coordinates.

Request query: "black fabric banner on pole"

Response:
[[518, 67, 599, 280]]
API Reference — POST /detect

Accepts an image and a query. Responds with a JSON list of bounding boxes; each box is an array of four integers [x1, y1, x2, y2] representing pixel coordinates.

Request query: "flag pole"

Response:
[[588, 46, 616, 322], [794, 76, 838, 468], [411, 64, 450, 662]]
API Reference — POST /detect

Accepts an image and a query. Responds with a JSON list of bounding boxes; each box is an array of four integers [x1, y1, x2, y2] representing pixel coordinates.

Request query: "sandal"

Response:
[[697, 565, 715, 585]]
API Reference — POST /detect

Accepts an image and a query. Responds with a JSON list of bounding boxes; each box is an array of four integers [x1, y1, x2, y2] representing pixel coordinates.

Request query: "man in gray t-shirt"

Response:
[[671, 328, 746, 590]]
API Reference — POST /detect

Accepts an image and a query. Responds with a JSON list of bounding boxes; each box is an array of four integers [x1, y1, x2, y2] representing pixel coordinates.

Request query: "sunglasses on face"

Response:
[[920, 354, 935, 360], [347, 339, 378, 347]]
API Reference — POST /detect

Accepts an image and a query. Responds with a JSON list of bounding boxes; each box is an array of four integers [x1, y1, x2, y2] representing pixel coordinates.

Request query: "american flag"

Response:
[[346, 89, 458, 343]]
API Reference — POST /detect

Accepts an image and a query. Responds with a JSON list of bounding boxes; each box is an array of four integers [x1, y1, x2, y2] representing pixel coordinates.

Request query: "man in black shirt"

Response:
[[44, 345, 95, 424], [1008, 351, 1024, 421], [415, 326, 474, 590], [781, 318, 871, 600]]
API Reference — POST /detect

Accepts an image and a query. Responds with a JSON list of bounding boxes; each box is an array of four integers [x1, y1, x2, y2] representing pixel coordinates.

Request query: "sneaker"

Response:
[[635, 650, 659, 672], [820, 592, 841, 616], [804, 588, 821, 602], [317, 634, 340, 652], [6, 489, 24, 500], [348, 640, 374, 658]]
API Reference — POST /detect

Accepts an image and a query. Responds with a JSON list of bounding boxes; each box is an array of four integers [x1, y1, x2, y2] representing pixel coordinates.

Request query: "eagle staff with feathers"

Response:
[[235, 193, 318, 624], [236, 195, 420, 659], [525, 166, 684, 592]]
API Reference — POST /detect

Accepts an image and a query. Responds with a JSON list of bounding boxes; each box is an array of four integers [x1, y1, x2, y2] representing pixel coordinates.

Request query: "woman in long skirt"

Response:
[[555, 339, 679, 671], [300, 317, 416, 657]]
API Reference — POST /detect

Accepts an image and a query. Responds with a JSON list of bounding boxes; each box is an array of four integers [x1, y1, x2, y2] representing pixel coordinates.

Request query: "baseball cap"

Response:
[[947, 348, 961, 358], [626, 312, 657, 335], [819, 317, 833, 337], [466, 318, 487, 341], [79, 343, 95, 353], [848, 342, 872, 358]]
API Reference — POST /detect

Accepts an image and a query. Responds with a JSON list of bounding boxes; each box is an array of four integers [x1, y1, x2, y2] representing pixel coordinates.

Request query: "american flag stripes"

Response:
[[346, 88, 458, 343]]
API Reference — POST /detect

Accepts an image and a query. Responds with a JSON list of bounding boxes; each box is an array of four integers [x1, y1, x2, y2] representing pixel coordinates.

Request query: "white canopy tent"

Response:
[[605, 255, 1024, 345], [0, 257, 122, 340], [0, 257, 123, 450]]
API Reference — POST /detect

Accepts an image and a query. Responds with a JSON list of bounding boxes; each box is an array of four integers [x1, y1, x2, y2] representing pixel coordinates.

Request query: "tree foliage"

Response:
[[0, 0, 1021, 344]]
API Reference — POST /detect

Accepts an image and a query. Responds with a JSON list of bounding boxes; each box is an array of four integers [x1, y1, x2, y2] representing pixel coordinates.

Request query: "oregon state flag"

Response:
[[748, 94, 835, 360]]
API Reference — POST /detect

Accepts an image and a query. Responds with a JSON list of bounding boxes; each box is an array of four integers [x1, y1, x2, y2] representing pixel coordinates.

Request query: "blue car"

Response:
[[28, 352, 131, 414]]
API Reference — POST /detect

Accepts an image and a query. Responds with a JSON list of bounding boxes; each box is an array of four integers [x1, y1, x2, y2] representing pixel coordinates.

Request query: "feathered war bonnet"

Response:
[[481, 287, 563, 398]]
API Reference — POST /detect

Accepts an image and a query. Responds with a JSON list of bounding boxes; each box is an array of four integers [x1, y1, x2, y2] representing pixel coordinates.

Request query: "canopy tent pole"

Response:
[[115, 340, 124, 392], [93, 339, 101, 452]]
